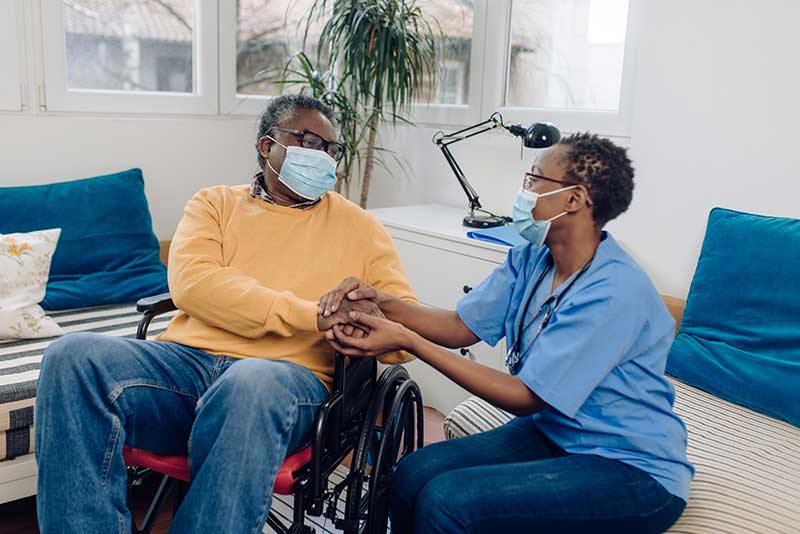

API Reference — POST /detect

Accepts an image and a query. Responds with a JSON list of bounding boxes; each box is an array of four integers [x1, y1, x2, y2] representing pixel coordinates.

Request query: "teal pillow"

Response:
[[0, 169, 167, 310], [667, 208, 800, 427]]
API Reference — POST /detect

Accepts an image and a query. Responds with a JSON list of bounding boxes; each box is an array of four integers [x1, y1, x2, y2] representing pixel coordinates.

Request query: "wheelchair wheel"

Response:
[[340, 366, 423, 534], [365, 377, 423, 534]]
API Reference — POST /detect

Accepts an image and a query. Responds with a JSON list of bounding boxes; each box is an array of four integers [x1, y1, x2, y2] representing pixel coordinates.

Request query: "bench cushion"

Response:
[[444, 377, 800, 534]]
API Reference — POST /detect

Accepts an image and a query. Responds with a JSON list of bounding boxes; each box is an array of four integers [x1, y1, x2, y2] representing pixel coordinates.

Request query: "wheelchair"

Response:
[[123, 293, 424, 534]]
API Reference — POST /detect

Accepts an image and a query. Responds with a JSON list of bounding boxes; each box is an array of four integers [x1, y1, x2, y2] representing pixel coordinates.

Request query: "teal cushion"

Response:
[[0, 169, 167, 309], [667, 208, 800, 427]]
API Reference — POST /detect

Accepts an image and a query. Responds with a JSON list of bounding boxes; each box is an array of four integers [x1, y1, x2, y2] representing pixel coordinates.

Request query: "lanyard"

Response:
[[505, 257, 593, 373]]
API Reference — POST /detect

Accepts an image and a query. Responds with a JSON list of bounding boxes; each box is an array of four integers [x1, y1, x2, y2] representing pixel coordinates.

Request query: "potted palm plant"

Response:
[[275, 0, 440, 208]]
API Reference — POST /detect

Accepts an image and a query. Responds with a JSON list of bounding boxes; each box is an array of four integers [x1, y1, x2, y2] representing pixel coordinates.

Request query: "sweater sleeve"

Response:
[[167, 188, 319, 339], [362, 217, 418, 365]]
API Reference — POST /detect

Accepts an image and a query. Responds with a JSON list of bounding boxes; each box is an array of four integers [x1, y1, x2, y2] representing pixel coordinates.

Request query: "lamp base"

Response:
[[463, 213, 507, 229]]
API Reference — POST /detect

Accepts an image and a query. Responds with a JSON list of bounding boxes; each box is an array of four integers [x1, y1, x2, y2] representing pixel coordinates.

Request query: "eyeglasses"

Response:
[[523, 172, 578, 192], [273, 127, 346, 162]]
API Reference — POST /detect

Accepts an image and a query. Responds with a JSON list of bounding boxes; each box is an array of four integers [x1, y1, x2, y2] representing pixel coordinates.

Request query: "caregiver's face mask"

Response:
[[512, 185, 576, 247], [263, 134, 338, 200]]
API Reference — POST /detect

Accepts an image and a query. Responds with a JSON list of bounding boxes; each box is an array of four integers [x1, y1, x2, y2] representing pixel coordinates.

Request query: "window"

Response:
[[415, 0, 473, 106], [0, 1, 24, 111], [220, 0, 327, 115], [41, 0, 218, 114], [410, 0, 488, 125], [16, 0, 636, 133], [506, 0, 629, 111], [494, 0, 636, 135]]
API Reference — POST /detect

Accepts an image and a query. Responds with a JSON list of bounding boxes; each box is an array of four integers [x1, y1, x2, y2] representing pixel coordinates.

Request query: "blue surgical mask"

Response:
[[265, 135, 338, 200], [512, 186, 574, 247]]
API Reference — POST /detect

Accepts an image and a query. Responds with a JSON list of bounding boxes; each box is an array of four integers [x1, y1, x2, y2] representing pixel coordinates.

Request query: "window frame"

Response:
[[40, 0, 219, 114], [486, 0, 641, 138], [0, 0, 25, 111], [22, 0, 639, 136]]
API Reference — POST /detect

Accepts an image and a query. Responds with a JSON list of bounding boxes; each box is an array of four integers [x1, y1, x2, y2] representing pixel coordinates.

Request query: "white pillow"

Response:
[[0, 229, 64, 339]]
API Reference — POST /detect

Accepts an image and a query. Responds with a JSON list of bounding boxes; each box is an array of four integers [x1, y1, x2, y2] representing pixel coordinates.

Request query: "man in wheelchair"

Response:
[[34, 95, 419, 534]]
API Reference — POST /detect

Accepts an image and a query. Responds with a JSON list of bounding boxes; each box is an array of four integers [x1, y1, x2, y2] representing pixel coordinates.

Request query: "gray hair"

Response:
[[255, 94, 337, 168]]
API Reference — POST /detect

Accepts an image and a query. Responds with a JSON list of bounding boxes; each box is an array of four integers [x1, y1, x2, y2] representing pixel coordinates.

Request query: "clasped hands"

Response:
[[315, 277, 412, 357]]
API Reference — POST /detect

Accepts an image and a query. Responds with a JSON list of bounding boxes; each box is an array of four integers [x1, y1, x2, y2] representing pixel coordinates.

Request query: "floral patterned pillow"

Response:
[[0, 229, 65, 339]]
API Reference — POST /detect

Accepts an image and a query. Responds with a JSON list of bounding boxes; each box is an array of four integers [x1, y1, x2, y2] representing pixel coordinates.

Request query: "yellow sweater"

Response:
[[157, 185, 416, 389]]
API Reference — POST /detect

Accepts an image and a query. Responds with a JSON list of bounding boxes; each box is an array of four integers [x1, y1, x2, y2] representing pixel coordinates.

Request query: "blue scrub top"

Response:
[[456, 232, 694, 501]]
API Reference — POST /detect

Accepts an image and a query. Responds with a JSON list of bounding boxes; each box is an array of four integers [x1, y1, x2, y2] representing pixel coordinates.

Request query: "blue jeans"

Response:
[[391, 416, 686, 534], [34, 332, 328, 534]]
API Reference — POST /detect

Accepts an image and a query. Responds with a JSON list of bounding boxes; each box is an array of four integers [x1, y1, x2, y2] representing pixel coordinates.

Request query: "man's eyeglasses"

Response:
[[274, 127, 346, 162]]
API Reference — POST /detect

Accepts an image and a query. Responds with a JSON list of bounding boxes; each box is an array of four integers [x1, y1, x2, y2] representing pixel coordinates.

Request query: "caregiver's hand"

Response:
[[326, 312, 414, 357], [317, 299, 385, 337], [318, 277, 390, 318]]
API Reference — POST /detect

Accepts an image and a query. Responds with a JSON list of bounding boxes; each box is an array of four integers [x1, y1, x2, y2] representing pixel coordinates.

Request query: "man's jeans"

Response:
[[391, 416, 686, 534], [34, 332, 329, 534]]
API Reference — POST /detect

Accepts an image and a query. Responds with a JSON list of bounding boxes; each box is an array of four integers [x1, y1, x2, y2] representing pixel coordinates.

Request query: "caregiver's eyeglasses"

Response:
[[523, 172, 593, 206], [274, 127, 346, 162], [523, 172, 579, 192]]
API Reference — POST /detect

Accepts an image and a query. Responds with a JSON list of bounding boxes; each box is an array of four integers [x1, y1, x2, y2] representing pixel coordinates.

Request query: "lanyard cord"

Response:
[[506, 256, 594, 372]]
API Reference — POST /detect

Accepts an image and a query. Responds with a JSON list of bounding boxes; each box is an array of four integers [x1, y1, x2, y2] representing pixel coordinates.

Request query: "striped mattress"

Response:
[[444, 377, 800, 534], [0, 302, 178, 461]]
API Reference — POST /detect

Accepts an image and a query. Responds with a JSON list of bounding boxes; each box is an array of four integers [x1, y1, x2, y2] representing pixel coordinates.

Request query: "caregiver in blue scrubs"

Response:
[[320, 133, 693, 533]]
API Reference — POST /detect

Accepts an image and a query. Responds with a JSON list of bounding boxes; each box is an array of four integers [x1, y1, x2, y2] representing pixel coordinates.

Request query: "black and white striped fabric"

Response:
[[0, 302, 178, 461], [443, 377, 800, 534]]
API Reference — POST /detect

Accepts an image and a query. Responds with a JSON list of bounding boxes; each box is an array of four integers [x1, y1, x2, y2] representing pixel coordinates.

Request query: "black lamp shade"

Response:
[[523, 122, 561, 148]]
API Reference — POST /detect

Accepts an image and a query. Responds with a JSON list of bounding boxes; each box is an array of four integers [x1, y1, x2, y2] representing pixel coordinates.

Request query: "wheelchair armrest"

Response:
[[136, 293, 177, 315], [135, 293, 177, 341]]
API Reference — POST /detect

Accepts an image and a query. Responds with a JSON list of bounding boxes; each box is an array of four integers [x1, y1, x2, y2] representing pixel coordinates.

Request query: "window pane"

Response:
[[416, 0, 472, 105], [63, 0, 194, 93], [507, 0, 629, 111], [236, 1, 326, 97]]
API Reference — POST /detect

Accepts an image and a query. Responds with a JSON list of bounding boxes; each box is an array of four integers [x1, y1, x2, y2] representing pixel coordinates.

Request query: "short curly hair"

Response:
[[557, 133, 635, 225], [255, 94, 337, 168]]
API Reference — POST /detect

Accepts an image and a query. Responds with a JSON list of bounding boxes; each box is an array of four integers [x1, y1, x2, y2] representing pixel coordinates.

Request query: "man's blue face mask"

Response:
[[264, 135, 338, 200], [512, 186, 575, 247]]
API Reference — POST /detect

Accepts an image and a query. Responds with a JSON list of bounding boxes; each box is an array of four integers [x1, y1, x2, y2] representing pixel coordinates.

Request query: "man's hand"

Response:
[[317, 297, 386, 334], [326, 312, 414, 357], [318, 277, 391, 318]]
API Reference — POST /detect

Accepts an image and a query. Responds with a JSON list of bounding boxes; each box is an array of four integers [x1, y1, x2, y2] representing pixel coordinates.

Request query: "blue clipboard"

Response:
[[466, 224, 527, 247]]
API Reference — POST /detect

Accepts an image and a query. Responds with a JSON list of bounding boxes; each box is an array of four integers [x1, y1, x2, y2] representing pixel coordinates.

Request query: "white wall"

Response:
[[367, 0, 800, 298], [0, 113, 260, 239], [2, 1, 799, 299]]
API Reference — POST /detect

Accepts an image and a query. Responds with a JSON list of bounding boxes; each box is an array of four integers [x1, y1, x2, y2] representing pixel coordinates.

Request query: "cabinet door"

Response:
[[404, 340, 507, 415], [394, 238, 500, 310]]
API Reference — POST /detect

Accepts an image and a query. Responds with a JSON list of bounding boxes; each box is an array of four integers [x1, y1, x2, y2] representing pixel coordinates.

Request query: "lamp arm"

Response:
[[432, 114, 505, 212], [438, 142, 481, 210]]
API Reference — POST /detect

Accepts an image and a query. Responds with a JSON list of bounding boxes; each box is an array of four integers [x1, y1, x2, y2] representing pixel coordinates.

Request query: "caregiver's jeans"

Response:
[[34, 332, 328, 534], [391, 416, 686, 534]]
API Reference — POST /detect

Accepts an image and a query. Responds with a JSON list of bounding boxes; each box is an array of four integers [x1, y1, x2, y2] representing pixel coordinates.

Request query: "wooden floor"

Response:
[[0, 407, 445, 534], [0, 474, 175, 534]]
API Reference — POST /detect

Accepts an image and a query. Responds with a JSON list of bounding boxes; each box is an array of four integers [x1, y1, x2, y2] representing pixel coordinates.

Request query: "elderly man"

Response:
[[34, 95, 415, 534]]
